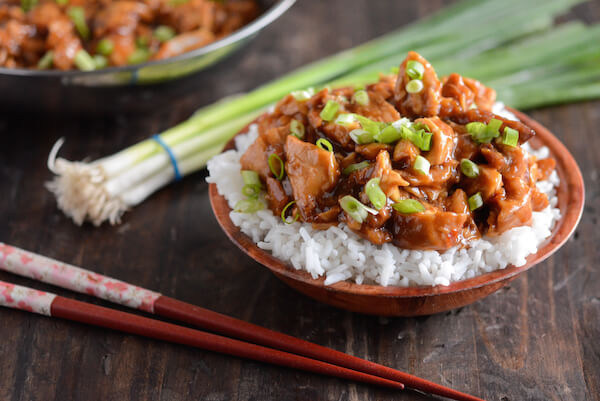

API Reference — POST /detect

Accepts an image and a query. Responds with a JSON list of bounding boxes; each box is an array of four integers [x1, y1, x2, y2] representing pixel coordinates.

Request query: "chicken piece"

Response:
[[462, 165, 503, 201], [349, 89, 401, 122], [94, 1, 153, 37], [153, 28, 215, 59], [394, 51, 441, 118], [536, 158, 556, 181], [415, 117, 456, 165], [463, 76, 496, 110], [239, 136, 271, 180], [392, 139, 419, 165], [370, 150, 408, 201], [487, 194, 533, 236], [47, 19, 82, 70], [392, 207, 478, 251], [446, 188, 469, 214], [29, 2, 63, 31], [285, 135, 340, 220], [264, 177, 289, 216], [439, 74, 496, 118], [356, 143, 392, 160]]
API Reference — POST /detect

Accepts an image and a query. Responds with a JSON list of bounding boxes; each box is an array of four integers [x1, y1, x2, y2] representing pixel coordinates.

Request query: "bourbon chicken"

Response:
[[0, 0, 259, 69], [239, 51, 554, 251]]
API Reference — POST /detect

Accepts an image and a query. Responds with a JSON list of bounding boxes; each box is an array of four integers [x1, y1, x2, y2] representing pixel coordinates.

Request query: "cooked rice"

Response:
[[206, 104, 561, 287]]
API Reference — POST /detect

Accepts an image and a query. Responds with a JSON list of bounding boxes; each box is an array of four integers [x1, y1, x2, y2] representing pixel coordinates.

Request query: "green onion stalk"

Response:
[[47, 0, 599, 226]]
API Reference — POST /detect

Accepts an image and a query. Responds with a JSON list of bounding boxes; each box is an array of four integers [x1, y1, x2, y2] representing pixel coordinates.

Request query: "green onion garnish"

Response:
[[56, 0, 68, 5], [37, 51, 54, 69], [413, 155, 430, 175], [291, 88, 314, 101], [466, 119, 502, 143], [241, 170, 261, 187], [268, 153, 284, 180], [349, 129, 374, 145], [154, 25, 176, 43], [405, 79, 424, 94], [501, 127, 519, 147], [354, 114, 381, 138], [242, 184, 261, 198], [21, 0, 38, 12], [67, 6, 89, 40], [406, 60, 425, 80], [468, 192, 483, 211], [342, 161, 370, 175], [281, 201, 299, 224], [93, 54, 108, 69], [334, 113, 356, 126], [320, 100, 340, 122], [374, 124, 402, 144], [96, 38, 114, 56], [339, 195, 377, 223], [365, 178, 387, 210], [460, 158, 480, 178], [392, 199, 425, 214], [290, 119, 305, 139], [74, 49, 95, 71], [234, 198, 264, 213], [316, 138, 333, 152], [352, 90, 369, 106], [128, 48, 151, 65]]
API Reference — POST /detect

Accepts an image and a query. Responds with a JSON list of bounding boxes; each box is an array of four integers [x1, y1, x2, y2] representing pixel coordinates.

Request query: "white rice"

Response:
[[206, 105, 561, 287]]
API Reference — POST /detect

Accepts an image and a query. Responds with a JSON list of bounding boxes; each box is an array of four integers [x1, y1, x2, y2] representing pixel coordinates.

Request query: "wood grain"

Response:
[[1, 0, 599, 400]]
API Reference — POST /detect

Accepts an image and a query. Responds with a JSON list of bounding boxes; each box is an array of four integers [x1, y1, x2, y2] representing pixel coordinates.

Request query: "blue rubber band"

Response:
[[152, 134, 182, 181]]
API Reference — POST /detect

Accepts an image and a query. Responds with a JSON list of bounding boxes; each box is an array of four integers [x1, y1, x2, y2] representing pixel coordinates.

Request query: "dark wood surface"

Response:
[[1, 1, 599, 400]]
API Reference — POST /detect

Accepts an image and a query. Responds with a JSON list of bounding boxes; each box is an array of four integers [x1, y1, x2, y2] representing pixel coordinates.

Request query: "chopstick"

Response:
[[0, 280, 404, 391], [0, 243, 484, 401]]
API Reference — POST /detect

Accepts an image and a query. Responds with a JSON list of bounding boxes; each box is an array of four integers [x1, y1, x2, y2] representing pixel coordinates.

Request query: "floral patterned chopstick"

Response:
[[0, 243, 482, 401]]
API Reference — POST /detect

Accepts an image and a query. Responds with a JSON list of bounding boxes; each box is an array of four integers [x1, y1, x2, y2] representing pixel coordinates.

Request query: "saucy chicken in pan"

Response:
[[0, 0, 259, 70], [237, 52, 556, 251]]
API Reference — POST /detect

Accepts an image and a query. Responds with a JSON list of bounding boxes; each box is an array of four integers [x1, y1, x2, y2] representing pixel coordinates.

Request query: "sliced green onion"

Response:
[[154, 25, 176, 43], [320, 100, 340, 122], [67, 6, 89, 40], [365, 178, 387, 210], [136, 36, 149, 48], [349, 129, 374, 145], [93, 54, 108, 69], [128, 48, 151, 65], [291, 87, 314, 101], [37, 51, 54, 69], [290, 119, 305, 139], [467, 120, 502, 143], [375, 124, 402, 144], [334, 113, 356, 126], [241, 170, 261, 187], [21, 0, 38, 12], [339, 195, 377, 223], [413, 155, 430, 175], [460, 158, 480, 178], [354, 114, 381, 138], [96, 38, 114, 56], [342, 161, 370, 175], [468, 192, 483, 211], [501, 127, 519, 147], [234, 198, 264, 213], [352, 90, 369, 106], [406, 79, 424, 94], [74, 49, 95, 71], [56, 0, 68, 5], [268, 153, 284, 180], [392, 199, 425, 214], [281, 201, 299, 224], [316, 138, 333, 152], [242, 184, 261, 198], [406, 60, 425, 80]]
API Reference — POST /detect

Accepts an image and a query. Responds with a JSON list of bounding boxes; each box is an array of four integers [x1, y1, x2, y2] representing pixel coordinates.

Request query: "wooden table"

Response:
[[1, 1, 599, 400]]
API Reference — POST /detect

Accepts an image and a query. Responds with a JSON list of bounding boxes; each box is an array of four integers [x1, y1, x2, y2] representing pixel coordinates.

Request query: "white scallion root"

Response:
[[45, 139, 128, 226]]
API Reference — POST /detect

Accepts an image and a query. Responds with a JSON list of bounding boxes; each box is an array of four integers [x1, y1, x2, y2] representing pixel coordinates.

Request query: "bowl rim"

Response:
[[209, 108, 585, 299], [0, 0, 296, 78]]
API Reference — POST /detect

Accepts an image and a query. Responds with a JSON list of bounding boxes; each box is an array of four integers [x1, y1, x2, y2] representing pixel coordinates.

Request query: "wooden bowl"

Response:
[[209, 109, 584, 316]]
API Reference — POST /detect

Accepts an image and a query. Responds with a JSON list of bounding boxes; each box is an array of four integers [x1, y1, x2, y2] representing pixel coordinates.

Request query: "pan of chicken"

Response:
[[0, 0, 295, 111], [207, 51, 584, 316]]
